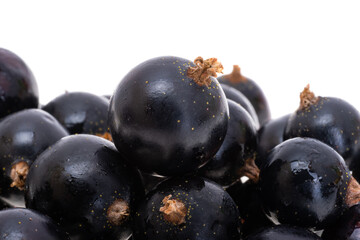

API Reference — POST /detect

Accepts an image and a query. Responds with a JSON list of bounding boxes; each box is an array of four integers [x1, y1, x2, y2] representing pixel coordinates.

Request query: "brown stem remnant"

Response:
[[107, 199, 130, 226], [187, 57, 223, 86], [299, 84, 319, 110], [10, 161, 29, 191], [237, 156, 260, 183], [96, 132, 113, 142], [159, 194, 187, 225], [222, 65, 247, 83], [346, 177, 360, 207]]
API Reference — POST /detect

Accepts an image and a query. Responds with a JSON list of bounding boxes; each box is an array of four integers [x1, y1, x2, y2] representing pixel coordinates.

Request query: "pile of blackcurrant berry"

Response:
[[1, 47, 360, 240]]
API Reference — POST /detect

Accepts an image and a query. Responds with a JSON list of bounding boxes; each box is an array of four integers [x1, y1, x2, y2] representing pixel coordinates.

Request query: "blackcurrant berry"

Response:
[[0, 48, 39, 119], [25, 134, 144, 240], [260, 137, 358, 230], [109, 56, 228, 176], [133, 176, 241, 240]]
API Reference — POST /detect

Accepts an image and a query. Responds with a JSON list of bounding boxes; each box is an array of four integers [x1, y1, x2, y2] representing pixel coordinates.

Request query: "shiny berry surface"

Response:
[[0, 109, 68, 204], [109, 56, 229, 176], [42, 92, 110, 137], [25, 134, 144, 240], [0, 48, 39, 119], [0, 208, 69, 240], [260, 137, 351, 230], [284, 90, 360, 163], [133, 176, 241, 240]]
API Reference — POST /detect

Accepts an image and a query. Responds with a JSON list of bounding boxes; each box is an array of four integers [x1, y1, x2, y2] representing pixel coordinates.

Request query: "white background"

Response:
[[1, 0, 360, 120]]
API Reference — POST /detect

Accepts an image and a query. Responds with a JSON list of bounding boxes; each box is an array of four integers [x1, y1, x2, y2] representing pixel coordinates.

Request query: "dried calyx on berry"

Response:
[[187, 57, 223, 86]]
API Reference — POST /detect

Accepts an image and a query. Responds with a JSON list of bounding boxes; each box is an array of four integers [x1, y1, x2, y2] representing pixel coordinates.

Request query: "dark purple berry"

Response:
[[25, 134, 144, 240], [133, 176, 241, 240], [260, 137, 357, 230], [42, 92, 111, 140], [109, 56, 228, 176], [0, 109, 68, 206], [284, 85, 360, 163], [0, 48, 39, 119], [0, 208, 69, 240]]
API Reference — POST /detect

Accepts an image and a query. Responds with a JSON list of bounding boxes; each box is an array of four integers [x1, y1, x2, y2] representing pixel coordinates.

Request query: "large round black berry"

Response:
[[133, 176, 241, 240], [109, 56, 229, 176], [42, 92, 111, 139], [0, 48, 39, 119], [25, 134, 144, 240], [0, 208, 69, 239], [260, 137, 353, 230], [284, 85, 360, 163], [0, 109, 68, 206]]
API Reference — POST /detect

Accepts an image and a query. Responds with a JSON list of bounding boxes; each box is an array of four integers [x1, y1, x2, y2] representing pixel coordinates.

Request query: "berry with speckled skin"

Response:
[[199, 99, 258, 187], [217, 65, 271, 126], [133, 176, 241, 240], [260, 137, 354, 230], [109, 56, 229, 176], [0, 48, 39, 119], [0, 109, 68, 206], [284, 85, 360, 164], [0, 208, 69, 240], [245, 225, 321, 240], [42, 92, 111, 139], [25, 134, 144, 240]]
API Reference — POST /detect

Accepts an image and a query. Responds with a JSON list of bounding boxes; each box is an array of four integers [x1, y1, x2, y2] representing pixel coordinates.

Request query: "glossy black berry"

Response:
[[218, 65, 271, 126], [25, 134, 145, 240], [284, 85, 360, 163], [322, 204, 360, 240], [199, 99, 258, 187], [226, 180, 274, 238], [245, 225, 321, 240], [260, 137, 354, 230], [0, 208, 69, 240], [133, 176, 241, 240], [257, 114, 290, 168], [0, 48, 39, 119], [109, 56, 229, 176], [42, 92, 111, 139], [0, 109, 68, 206], [220, 83, 260, 128]]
